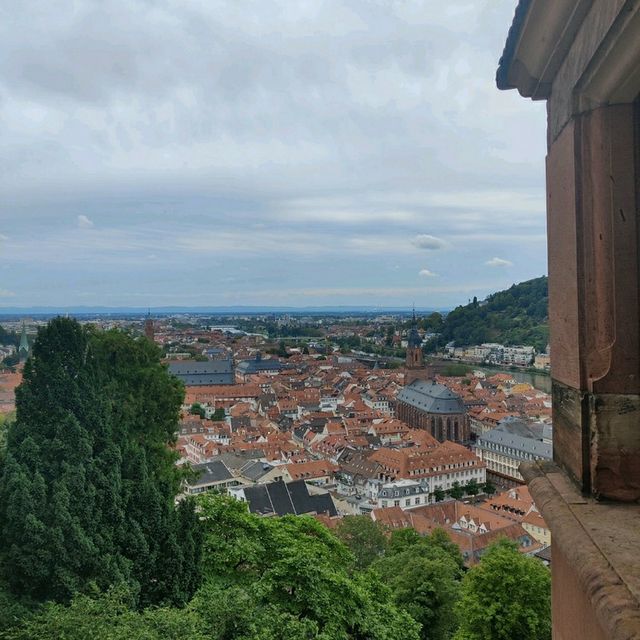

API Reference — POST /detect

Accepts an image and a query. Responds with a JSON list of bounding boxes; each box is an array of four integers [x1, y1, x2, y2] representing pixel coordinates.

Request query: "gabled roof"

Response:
[[397, 379, 464, 415], [240, 459, 274, 482], [477, 420, 552, 460], [168, 359, 234, 386], [188, 460, 233, 487], [241, 479, 337, 517]]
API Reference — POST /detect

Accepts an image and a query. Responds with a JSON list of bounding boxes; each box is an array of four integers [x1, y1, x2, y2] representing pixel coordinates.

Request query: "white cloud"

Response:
[[412, 234, 447, 250], [485, 257, 513, 267], [77, 214, 94, 228], [419, 269, 437, 277], [0, 289, 16, 297]]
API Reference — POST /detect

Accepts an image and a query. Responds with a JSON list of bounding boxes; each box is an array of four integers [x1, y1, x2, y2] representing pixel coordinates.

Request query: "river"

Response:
[[474, 365, 551, 394], [432, 359, 552, 394]]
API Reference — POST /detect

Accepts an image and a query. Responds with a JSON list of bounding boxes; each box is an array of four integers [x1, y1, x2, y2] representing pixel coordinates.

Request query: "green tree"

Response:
[[482, 480, 497, 496], [196, 493, 419, 640], [0, 325, 18, 347], [449, 481, 464, 500], [211, 408, 226, 421], [335, 516, 388, 569], [373, 528, 464, 640], [0, 318, 201, 607], [190, 403, 206, 418], [385, 326, 395, 347], [453, 540, 551, 640], [1, 352, 20, 368], [432, 486, 446, 502], [464, 479, 480, 496], [2, 587, 206, 640], [0, 411, 14, 455]]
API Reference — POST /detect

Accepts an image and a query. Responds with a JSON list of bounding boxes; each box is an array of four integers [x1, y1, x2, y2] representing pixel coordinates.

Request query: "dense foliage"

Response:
[[0, 318, 201, 608], [372, 528, 464, 640], [424, 276, 549, 352], [0, 326, 18, 348], [0, 412, 13, 458], [194, 493, 420, 640], [0, 490, 551, 640], [453, 540, 551, 640], [334, 515, 388, 569]]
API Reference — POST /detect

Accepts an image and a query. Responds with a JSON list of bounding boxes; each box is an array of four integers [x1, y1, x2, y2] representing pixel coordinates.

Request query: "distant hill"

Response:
[[425, 276, 549, 352]]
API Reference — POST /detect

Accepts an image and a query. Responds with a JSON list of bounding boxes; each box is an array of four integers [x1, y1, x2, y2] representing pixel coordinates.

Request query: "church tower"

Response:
[[405, 309, 430, 385], [144, 311, 155, 342], [405, 309, 423, 369]]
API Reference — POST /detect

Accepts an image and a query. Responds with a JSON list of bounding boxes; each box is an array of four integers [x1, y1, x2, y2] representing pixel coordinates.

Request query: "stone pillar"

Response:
[[547, 103, 640, 500]]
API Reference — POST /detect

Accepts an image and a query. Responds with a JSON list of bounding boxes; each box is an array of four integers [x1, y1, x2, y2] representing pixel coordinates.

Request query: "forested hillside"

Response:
[[423, 277, 549, 352]]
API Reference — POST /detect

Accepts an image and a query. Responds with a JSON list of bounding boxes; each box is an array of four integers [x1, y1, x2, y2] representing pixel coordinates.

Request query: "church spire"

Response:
[[18, 322, 29, 362]]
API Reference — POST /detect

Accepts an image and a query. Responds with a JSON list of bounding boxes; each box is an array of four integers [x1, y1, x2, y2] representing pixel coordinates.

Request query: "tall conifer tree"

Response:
[[0, 318, 201, 606]]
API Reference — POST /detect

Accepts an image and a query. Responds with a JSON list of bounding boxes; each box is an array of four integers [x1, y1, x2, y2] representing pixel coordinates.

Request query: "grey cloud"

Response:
[[412, 234, 447, 250], [0, 0, 548, 308]]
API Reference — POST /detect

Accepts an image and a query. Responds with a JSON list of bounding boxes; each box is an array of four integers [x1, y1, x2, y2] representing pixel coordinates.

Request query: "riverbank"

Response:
[[430, 358, 551, 394]]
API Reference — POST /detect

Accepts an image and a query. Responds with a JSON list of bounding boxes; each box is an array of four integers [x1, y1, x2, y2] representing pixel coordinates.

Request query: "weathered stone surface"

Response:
[[548, 0, 626, 143], [546, 121, 581, 391], [522, 461, 640, 640], [591, 393, 640, 501], [552, 381, 588, 491]]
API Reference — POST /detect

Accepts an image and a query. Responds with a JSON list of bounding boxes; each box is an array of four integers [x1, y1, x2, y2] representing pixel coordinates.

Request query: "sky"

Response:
[[0, 0, 547, 310]]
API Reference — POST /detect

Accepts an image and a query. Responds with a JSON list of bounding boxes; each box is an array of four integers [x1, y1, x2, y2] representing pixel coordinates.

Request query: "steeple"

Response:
[[406, 307, 423, 370], [18, 323, 29, 362]]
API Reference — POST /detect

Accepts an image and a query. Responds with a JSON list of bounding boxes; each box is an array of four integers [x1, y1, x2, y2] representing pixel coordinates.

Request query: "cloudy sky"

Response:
[[0, 0, 547, 310]]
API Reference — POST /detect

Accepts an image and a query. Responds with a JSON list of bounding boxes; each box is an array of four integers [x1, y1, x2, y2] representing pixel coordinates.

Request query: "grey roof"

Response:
[[188, 460, 233, 488], [216, 451, 264, 470], [240, 460, 274, 482], [498, 417, 550, 441], [536, 546, 552, 563], [379, 483, 423, 498], [236, 356, 284, 375], [397, 379, 464, 415], [168, 359, 234, 386], [230, 416, 251, 429], [476, 422, 552, 461], [241, 479, 337, 517], [407, 325, 422, 349]]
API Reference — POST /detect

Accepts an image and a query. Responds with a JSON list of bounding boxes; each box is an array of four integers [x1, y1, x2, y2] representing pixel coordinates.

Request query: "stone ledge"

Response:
[[521, 460, 640, 640]]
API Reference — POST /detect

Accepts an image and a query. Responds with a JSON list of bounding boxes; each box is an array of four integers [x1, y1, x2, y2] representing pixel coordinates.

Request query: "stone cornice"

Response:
[[521, 460, 640, 640], [497, 0, 593, 100]]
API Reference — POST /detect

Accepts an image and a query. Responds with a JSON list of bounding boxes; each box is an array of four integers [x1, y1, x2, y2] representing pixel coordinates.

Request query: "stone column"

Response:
[[547, 103, 640, 500]]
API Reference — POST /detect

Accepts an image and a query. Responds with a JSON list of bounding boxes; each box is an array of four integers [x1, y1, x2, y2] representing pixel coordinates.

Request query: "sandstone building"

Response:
[[396, 379, 469, 443]]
